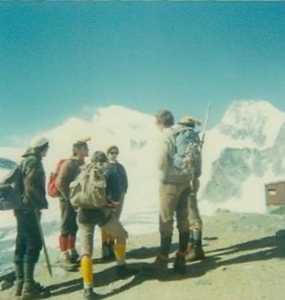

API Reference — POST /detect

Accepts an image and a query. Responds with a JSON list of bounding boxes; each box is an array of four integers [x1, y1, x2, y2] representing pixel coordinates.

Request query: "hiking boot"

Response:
[[150, 255, 168, 280], [101, 243, 115, 261], [20, 281, 50, 300], [61, 259, 78, 271], [173, 254, 186, 275], [186, 245, 205, 262], [68, 249, 80, 264], [15, 262, 24, 297], [107, 242, 115, 259], [83, 288, 99, 300], [116, 264, 136, 279], [60, 253, 78, 271], [15, 280, 24, 297]]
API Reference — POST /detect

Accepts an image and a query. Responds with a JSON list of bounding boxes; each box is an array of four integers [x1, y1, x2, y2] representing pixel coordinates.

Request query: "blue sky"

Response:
[[1, 2, 285, 146]]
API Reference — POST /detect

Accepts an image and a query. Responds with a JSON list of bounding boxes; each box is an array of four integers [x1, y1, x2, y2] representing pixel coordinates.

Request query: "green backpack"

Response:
[[0, 164, 24, 210], [69, 162, 107, 209]]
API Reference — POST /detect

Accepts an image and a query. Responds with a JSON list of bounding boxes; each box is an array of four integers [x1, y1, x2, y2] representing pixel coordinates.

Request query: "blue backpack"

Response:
[[173, 127, 202, 179]]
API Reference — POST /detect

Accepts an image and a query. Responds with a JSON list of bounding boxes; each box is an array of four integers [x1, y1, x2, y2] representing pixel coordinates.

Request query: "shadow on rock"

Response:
[[47, 262, 150, 298], [126, 246, 158, 260], [126, 243, 178, 260], [206, 234, 285, 268]]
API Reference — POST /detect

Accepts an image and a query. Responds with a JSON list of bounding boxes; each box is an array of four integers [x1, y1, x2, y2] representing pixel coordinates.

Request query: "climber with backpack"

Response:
[[13, 137, 50, 300], [174, 116, 205, 262], [71, 151, 135, 300], [53, 138, 90, 271], [151, 109, 191, 279], [173, 116, 202, 184]]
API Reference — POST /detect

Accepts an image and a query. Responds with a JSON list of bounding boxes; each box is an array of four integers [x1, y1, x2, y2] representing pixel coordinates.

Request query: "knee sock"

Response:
[[67, 235, 76, 251], [81, 256, 93, 289], [59, 236, 68, 252], [114, 244, 126, 266]]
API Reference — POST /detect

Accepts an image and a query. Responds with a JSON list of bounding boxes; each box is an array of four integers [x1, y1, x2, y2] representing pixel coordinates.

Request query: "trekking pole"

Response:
[[200, 102, 212, 150], [34, 210, 53, 278]]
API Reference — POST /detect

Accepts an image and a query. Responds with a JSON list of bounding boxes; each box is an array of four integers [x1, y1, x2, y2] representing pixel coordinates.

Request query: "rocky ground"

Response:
[[1, 210, 285, 300]]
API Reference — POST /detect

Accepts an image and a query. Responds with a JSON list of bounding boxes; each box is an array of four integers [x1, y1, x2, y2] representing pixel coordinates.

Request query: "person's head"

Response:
[[91, 151, 108, 164], [72, 140, 89, 161], [155, 109, 174, 131], [178, 116, 201, 128], [106, 145, 119, 162], [30, 137, 49, 157]]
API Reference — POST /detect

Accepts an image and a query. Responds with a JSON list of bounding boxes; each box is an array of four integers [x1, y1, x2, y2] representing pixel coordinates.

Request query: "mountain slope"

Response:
[[0, 101, 285, 214], [200, 100, 285, 213]]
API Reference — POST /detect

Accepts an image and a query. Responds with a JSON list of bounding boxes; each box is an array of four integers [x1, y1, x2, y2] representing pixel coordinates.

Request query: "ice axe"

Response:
[[34, 210, 53, 278], [201, 102, 212, 149]]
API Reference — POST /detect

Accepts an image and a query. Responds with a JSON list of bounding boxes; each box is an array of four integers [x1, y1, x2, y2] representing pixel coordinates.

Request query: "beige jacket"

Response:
[[157, 127, 189, 184]]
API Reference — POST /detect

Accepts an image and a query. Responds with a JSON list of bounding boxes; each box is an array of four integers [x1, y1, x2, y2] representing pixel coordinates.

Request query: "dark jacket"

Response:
[[55, 157, 84, 201], [106, 164, 123, 202], [107, 162, 128, 199], [20, 148, 48, 210]]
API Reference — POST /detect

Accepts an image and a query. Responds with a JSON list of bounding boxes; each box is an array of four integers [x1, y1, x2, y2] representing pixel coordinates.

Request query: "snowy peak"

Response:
[[0, 158, 16, 170], [200, 100, 285, 213], [217, 100, 285, 148], [22, 105, 158, 175], [0, 157, 17, 182], [94, 105, 154, 125], [46, 105, 156, 147], [93, 105, 157, 144], [1, 101, 284, 216]]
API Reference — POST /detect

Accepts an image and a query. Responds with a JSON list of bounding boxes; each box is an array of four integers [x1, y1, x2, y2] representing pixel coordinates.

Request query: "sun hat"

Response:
[[30, 137, 49, 149], [178, 116, 201, 126]]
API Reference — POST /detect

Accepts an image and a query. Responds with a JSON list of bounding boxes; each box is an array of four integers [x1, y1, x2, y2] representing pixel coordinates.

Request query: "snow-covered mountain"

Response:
[[0, 149, 22, 181], [0, 105, 160, 231], [200, 100, 285, 214], [0, 158, 16, 170], [1, 101, 285, 217], [1, 100, 285, 277], [216, 100, 284, 149]]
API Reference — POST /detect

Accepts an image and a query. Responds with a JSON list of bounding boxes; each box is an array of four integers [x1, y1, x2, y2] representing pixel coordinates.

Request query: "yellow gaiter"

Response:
[[114, 244, 126, 266], [81, 256, 93, 289]]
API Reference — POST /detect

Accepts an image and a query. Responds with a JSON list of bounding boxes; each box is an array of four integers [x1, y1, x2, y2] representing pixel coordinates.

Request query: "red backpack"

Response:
[[47, 159, 66, 198]]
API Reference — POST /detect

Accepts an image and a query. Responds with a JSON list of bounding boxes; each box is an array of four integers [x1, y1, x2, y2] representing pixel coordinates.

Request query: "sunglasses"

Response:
[[109, 151, 119, 155]]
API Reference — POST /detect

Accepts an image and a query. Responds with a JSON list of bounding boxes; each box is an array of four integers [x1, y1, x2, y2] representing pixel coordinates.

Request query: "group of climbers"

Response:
[[11, 109, 206, 299]]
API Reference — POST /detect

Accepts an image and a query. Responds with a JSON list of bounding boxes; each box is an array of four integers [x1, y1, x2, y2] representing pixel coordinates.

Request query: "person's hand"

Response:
[[72, 205, 79, 212], [106, 199, 119, 210]]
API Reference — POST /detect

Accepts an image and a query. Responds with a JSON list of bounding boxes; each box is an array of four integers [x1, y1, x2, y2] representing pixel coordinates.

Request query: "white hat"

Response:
[[30, 137, 49, 149]]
